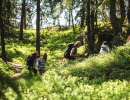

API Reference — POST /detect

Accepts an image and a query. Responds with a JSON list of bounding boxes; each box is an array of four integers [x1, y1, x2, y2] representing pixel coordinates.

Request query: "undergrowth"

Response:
[[0, 26, 130, 100]]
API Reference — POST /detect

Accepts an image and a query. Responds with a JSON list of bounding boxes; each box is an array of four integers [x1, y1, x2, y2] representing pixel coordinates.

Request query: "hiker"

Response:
[[26, 51, 39, 75], [126, 35, 130, 43], [64, 41, 82, 60], [99, 41, 110, 54], [36, 53, 47, 75]]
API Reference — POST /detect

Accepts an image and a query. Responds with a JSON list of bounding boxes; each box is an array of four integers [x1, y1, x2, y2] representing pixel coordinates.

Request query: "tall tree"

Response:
[[95, 0, 98, 30], [84, 0, 91, 53], [71, 9, 76, 34], [80, 0, 86, 27], [23, 6, 27, 29], [128, 0, 130, 24], [127, 0, 130, 35], [90, 1, 95, 53], [109, 0, 125, 46], [86, 0, 96, 54], [69, 10, 71, 26], [36, 0, 40, 54], [0, 0, 6, 61], [64, 0, 76, 33], [19, 0, 26, 40], [0, 17, 6, 62]]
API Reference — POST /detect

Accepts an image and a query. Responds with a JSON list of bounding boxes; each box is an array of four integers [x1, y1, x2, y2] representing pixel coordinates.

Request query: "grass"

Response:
[[0, 26, 130, 99], [59, 44, 130, 81]]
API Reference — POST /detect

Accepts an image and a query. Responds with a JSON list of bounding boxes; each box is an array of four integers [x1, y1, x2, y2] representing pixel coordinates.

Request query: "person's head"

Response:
[[34, 51, 39, 57], [75, 41, 82, 47], [42, 53, 47, 61], [102, 41, 108, 46]]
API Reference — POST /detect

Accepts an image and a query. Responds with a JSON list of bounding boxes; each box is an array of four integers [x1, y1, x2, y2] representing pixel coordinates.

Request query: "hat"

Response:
[[76, 41, 82, 45]]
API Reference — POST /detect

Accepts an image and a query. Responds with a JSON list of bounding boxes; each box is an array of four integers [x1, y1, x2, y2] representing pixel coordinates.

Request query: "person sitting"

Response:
[[126, 35, 130, 43], [36, 53, 47, 75], [99, 41, 110, 54]]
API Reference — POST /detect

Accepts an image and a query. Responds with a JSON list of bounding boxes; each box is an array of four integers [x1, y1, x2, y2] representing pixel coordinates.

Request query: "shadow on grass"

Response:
[[18, 70, 42, 88], [0, 75, 22, 99], [0, 70, 43, 99], [6, 48, 26, 62]]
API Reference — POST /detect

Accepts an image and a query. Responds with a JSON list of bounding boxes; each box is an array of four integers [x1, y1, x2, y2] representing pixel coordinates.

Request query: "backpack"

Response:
[[64, 43, 74, 58], [26, 54, 35, 65]]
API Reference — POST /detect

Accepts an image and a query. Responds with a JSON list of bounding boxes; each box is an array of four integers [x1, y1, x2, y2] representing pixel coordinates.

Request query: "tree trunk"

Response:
[[6, 16, 10, 38], [0, 19, 6, 61], [85, 0, 93, 54], [85, 0, 96, 54], [86, 0, 91, 33], [80, 0, 86, 28], [0, 0, 6, 61], [69, 10, 71, 26], [19, 0, 26, 40], [6, 0, 11, 38], [127, 0, 130, 35], [0, 0, 2, 8], [110, 0, 125, 46], [36, 0, 40, 55], [95, 0, 98, 30], [84, 0, 91, 53], [89, 1, 95, 53], [71, 10, 75, 34], [128, 0, 130, 23], [119, 0, 125, 24], [110, 0, 117, 33], [70, 0, 75, 34], [23, 9, 26, 29]]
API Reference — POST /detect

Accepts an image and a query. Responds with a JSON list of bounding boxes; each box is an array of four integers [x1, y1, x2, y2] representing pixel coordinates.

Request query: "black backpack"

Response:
[[26, 54, 35, 65], [64, 43, 74, 58]]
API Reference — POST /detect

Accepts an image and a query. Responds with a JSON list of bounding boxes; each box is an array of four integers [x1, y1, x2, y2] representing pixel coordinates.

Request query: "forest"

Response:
[[0, 0, 130, 99]]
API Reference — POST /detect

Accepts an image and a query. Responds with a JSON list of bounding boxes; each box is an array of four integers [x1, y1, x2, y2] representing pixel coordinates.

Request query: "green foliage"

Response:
[[0, 59, 14, 76], [0, 59, 22, 99], [1, 26, 130, 99], [59, 44, 130, 81]]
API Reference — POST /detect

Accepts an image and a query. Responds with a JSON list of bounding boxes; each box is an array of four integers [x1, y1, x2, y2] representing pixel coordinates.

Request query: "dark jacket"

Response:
[[27, 54, 37, 67]]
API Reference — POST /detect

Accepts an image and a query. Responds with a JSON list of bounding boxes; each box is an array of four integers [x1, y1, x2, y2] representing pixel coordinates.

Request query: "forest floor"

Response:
[[9, 62, 23, 78]]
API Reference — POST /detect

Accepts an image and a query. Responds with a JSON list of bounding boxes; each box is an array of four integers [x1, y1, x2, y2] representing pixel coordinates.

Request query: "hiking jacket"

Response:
[[99, 45, 110, 54], [36, 58, 45, 69], [27, 54, 37, 67]]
